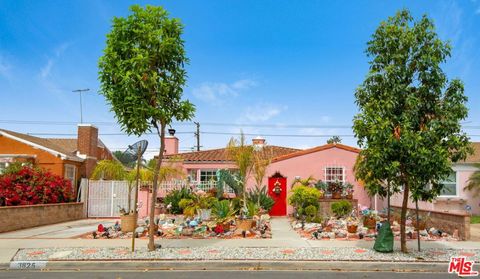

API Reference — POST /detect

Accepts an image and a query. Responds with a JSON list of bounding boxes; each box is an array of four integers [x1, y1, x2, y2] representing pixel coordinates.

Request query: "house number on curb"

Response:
[[9, 261, 48, 269]]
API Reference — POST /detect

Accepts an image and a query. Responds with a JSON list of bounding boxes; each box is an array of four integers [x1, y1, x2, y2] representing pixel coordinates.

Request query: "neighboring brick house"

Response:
[[0, 124, 113, 191]]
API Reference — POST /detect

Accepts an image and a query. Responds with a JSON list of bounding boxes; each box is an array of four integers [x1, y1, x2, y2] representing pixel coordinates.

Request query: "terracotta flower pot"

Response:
[[332, 192, 342, 199], [363, 217, 376, 229], [346, 193, 353, 200], [236, 219, 254, 231], [347, 224, 358, 233], [120, 214, 137, 232]]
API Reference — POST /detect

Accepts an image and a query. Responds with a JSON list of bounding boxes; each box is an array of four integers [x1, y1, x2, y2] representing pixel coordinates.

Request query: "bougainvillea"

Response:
[[0, 166, 73, 206]]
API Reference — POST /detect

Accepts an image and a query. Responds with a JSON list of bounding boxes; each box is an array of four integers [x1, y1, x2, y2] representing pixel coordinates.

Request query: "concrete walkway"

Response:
[[0, 219, 116, 239]]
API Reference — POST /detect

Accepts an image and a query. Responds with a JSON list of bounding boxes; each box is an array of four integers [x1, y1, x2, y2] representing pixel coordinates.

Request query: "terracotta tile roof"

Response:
[[464, 142, 480, 163], [272, 143, 361, 163], [169, 145, 300, 163], [0, 129, 82, 161]]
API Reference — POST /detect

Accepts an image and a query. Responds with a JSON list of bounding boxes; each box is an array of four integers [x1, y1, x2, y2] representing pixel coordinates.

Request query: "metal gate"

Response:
[[87, 180, 133, 217]]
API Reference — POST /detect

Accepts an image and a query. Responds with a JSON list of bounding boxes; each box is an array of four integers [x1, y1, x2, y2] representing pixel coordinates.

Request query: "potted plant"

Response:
[[346, 217, 359, 233], [212, 200, 237, 231], [343, 182, 354, 199], [328, 181, 343, 199], [197, 195, 218, 221], [314, 180, 328, 199], [237, 201, 259, 230], [362, 209, 378, 229]]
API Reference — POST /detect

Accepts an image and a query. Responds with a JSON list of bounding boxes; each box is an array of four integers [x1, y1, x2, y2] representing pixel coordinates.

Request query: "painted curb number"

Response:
[[10, 261, 48, 269]]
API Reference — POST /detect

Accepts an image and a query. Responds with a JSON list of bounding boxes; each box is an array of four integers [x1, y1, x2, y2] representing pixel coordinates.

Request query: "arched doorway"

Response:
[[268, 172, 287, 216]]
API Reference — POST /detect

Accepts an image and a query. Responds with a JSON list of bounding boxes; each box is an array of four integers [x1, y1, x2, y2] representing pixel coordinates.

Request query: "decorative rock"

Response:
[[260, 214, 271, 221], [189, 220, 198, 227], [135, 227, 146, 234], [419, 229, 428, 237]]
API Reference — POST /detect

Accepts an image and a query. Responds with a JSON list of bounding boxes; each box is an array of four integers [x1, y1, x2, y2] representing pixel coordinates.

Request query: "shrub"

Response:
[[304, 205, 318, 223], [331, 200, 352, 218], [0, 166, 73, 206], [288, 185, 321, 218], [164, 188, 195, 214]]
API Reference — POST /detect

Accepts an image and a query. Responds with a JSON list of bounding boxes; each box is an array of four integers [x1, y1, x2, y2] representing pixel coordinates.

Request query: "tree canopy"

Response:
[[99, 4, 194, 135], [98, 4, 195, 251], [352, 9, 472, 252]]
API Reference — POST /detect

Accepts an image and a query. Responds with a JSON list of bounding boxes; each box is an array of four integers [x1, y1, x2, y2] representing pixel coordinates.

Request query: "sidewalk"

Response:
[[1, 218, 479, 272]]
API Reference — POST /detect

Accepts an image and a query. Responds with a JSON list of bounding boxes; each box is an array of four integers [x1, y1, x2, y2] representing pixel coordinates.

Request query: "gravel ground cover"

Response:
[[13, 246, 480, 262]]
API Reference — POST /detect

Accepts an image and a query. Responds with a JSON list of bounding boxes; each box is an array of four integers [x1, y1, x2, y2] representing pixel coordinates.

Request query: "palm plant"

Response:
[[226, 132, 255, 208], [464, 163, 480, 196], [90, 160, 126, 180]]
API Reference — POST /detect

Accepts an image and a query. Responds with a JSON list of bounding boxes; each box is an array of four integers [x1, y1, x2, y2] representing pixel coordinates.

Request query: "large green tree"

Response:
[[353, 10, 472, 253], [98, 5, 195, 251]]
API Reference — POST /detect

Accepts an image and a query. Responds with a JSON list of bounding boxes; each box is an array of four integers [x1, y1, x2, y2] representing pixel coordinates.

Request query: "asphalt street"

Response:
[[0, 271, 457, 279]]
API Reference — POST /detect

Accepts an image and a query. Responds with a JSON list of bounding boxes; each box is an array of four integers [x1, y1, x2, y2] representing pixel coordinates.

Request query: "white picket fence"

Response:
[[84, 179, 234, 217]]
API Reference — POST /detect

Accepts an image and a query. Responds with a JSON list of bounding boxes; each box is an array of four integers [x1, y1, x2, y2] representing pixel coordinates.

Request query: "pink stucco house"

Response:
[[158, 132, 371, 216], [375, 142, 480, 215]]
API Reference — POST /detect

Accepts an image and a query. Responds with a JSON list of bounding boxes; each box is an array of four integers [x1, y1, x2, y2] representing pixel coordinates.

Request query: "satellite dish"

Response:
[[120, 140, 148, 165]]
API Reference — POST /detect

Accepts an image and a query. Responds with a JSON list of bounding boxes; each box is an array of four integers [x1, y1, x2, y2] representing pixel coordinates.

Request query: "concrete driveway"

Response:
[[0, 219, 116, 239], [470, 223, 480, 241]]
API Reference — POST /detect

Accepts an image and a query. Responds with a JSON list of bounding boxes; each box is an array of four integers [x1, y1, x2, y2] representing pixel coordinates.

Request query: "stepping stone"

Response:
[[49, 250, 73, 259], [354, 249, 367, 253], [280, 249, 295, 255], [178, 249, 192, 255], [459, 252, 476, 257]]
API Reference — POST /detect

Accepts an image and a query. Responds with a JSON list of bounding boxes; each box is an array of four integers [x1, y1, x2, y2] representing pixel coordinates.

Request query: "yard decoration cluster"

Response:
[[0, 165, 73, 206], [291, 205, 460, 241], [86, 187, 272, 240]]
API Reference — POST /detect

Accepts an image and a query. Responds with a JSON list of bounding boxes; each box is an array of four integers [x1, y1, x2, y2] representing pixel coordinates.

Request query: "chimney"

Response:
[[77, 124, 98, 178], [252, 136, 265, 150], [164, 128, 179, 155]]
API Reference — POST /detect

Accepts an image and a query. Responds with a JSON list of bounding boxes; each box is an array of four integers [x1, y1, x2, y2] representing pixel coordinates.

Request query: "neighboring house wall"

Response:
[[0, 136, 83, 187], [263, 146, 370, 215], [375, 163, 480, 215]]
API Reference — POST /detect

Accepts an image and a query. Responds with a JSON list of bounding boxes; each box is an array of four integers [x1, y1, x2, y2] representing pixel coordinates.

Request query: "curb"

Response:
[[3, 260, 448, 272]]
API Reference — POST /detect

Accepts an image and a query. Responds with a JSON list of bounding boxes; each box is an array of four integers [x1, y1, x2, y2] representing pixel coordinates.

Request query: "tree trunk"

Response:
[[148, 122, 166, 251], [415, 199, 420, 252], [387, 181, 390, 223], [400, 183, 409, 253]]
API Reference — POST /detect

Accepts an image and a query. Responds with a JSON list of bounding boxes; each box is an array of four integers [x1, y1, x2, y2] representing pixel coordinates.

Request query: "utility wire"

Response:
[[2, 119, 480, 129]]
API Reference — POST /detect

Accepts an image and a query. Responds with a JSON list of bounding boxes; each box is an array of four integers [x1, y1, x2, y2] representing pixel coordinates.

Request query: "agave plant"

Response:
[[212, 200, 237, 224], [246, 185, 275, 212]]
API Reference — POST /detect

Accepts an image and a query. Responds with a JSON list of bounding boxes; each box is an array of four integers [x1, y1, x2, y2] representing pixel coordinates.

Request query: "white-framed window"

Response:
[[64, 164, 76, 186], [324, 167, 345, 183], [439, 170, 457, 197], [200, 170, 217, 182]]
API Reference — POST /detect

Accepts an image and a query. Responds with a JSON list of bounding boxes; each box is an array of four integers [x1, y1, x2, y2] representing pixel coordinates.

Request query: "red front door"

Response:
[[268, 174, 287, 216]]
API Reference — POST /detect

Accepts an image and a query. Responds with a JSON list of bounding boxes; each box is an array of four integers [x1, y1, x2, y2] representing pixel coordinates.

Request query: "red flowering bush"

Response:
[[0, 166, 73, 206]]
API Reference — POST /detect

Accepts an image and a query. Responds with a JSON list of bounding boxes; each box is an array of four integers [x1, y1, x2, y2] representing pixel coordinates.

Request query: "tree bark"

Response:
[[400, 182, 409, 253], [415, 199, 420, 251], [148, 122, 166, 251], [387, 181, 390, 223]]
